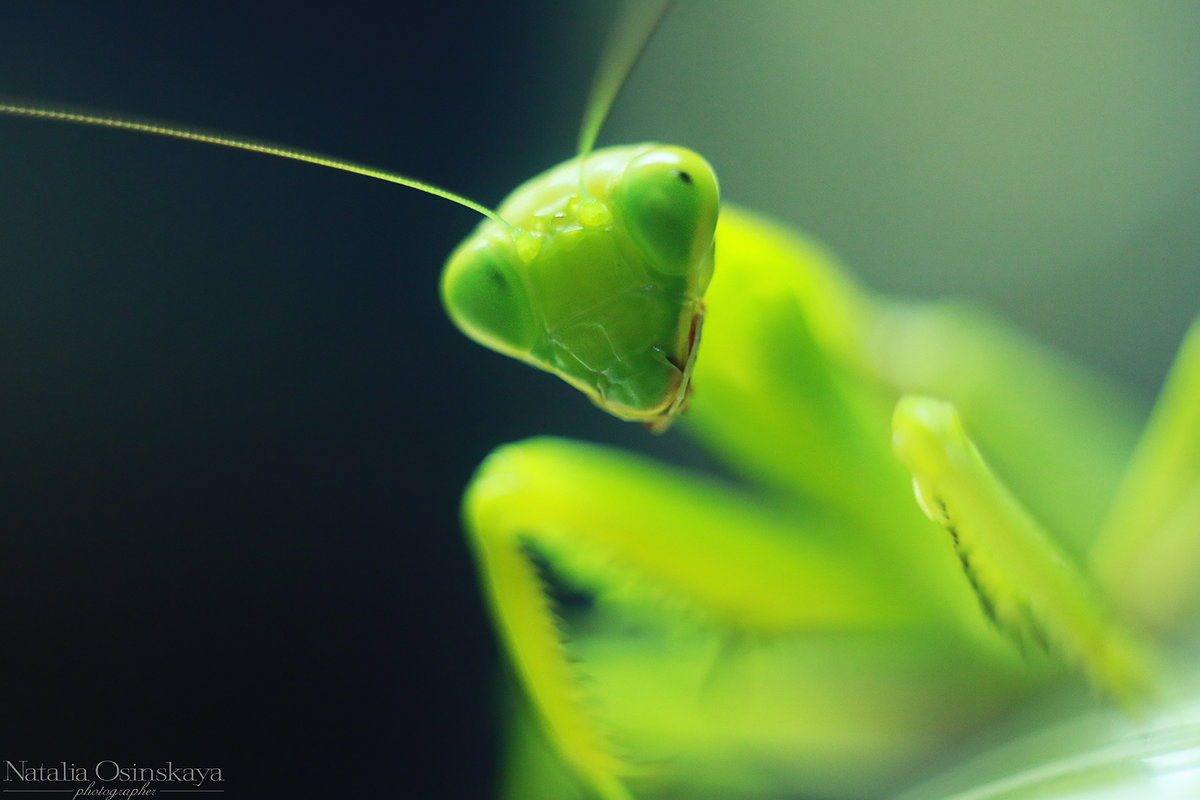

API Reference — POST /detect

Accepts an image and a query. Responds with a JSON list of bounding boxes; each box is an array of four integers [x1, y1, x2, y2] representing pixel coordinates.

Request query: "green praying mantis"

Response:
[[3, 4, 1200, 799]]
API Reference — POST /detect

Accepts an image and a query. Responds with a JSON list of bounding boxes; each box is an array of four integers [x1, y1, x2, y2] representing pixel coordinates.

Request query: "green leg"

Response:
[[892, 396, 1155, 707], [1092, 316, 1200, 631], [463, 436, 921, 800]]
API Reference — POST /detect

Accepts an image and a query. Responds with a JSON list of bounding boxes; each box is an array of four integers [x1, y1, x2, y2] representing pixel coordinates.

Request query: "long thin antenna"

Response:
[[575, 0, 673, 161], [0, 100, 511, 229]]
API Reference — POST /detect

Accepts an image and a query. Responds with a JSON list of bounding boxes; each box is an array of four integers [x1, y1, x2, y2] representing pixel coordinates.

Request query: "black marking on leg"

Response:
[[947, 522, 998, 626], [519, 538, 597, 616], [1020, 603, 1052, 654], [932, 497, 1054, 661]]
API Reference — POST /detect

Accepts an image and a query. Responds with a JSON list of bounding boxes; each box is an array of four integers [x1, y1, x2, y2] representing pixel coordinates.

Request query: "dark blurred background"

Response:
[[0, 2, 1196, 797]]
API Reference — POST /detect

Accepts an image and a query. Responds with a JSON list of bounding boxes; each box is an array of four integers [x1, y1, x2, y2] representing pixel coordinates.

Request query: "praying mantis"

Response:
[[2, 3, 1200, 799]]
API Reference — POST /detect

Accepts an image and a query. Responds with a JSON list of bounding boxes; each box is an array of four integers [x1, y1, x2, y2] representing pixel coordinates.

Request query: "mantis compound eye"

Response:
[[617, 146, 719, 289], [440, 236, 538, 359]]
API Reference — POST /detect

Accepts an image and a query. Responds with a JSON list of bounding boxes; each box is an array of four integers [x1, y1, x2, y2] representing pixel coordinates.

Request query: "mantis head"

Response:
[[440, 144, 719, 431]]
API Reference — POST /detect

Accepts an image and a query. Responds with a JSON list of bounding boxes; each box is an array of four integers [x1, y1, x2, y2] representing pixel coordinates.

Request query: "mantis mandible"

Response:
[[2, 1, 1200, 800]]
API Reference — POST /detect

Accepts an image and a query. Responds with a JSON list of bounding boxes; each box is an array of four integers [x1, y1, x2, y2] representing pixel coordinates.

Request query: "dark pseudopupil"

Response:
[[672, 169, 693, 185], [487, 267, 508, 291]]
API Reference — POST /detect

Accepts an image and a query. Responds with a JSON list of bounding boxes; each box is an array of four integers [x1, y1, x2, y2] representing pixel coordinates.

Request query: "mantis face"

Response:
[[440, 144, 719, 430]]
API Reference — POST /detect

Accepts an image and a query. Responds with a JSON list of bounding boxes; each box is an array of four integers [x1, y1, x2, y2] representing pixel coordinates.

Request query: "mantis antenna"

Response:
[[575, 0, 673, 163], [0, 2, 673, 228], [0, 100, 513, 230]]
